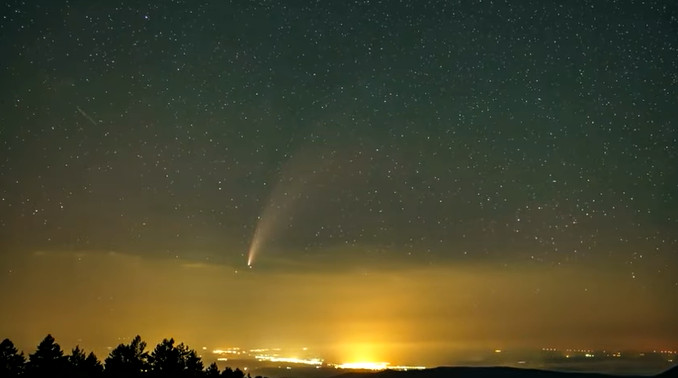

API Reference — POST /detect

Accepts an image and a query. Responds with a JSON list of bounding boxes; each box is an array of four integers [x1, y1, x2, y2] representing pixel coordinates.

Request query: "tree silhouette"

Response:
[[2, 335, 265, 378], [85, 351, 104, 375], [104, 335, 149, 377], [149, 338, 182, 376], [27, 334, 67, 378], [68, 345, 103, 378], [1, 338, 25, 378], [205, 362, 220, 377], [233, 367, 245, 378], [221, 366, 234, 378], [184, 348, 203, 376], [149, 338, 203, 377]]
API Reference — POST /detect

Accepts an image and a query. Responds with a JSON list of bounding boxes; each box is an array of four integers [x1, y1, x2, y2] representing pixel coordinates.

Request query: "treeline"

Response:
[[1, 334, 264, 378]]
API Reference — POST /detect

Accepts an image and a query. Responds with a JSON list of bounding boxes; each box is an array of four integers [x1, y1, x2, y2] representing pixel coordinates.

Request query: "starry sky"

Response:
[[1, 0, 677, 369]]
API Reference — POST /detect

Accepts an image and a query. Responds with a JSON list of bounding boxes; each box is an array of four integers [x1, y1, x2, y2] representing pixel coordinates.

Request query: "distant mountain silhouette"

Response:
[[331, 365, 678, 378], [657, 365, 678, 377]]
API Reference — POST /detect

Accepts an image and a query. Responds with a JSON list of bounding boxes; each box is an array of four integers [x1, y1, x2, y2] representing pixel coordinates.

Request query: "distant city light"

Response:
[[209, 343, 676, 373], [331, 362, 426, 371], [332, 362, 390, 370], [212, 348, 241, 355], [254, 355, 323, 366]]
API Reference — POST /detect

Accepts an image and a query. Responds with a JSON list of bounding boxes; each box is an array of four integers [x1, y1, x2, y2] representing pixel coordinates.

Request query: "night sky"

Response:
[[1, 0, 677, 369]]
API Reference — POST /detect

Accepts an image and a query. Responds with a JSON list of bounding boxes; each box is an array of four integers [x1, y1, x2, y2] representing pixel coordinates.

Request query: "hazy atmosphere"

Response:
[[1, 0, 677, 373]]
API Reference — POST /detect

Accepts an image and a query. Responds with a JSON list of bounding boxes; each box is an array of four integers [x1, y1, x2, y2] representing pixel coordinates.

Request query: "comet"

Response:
[[246, 197, 285, 267], [245, 145, 366, 267], [246, 226, 261, 267], [245, 149, 324, 267]]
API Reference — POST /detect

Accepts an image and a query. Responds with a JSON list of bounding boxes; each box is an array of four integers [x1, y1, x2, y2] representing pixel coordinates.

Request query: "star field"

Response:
[[0, 0, 677, 365]]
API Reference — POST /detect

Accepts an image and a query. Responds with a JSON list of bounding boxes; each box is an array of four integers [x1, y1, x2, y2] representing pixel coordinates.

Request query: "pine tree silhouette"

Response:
[[149, 338, 204, 377], [205, 362, 220, 377], [104, 335, 149, 377], [2, 335, 268, 378], [68, 345, 103, 377], [1, 338, 25, 378], [28, 334, 67, 378]]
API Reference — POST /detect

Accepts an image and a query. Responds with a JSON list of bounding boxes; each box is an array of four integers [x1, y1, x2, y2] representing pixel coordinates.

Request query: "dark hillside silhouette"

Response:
[[332, 366, 675, 378], [657, 365, 678, 377]]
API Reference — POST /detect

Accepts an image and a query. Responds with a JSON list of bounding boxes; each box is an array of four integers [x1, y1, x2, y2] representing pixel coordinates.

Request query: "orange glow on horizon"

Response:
[[333, 361, 390, 370], [2, 249, 676, 369]]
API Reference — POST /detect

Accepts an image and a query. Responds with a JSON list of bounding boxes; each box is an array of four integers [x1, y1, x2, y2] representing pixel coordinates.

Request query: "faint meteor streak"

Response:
[[76, 106, 98, 126]]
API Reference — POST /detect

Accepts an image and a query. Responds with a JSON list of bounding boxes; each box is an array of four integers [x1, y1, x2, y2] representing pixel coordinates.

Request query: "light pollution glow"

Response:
[[214, 348, 426, 370], [332, 362, 390, 370], [255, 356, 323, 366], [330, 362, 426, 371], [1, 249, 676, 368]]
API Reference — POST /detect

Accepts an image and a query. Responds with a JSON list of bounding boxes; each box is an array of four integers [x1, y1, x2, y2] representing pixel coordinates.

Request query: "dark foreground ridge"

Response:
[[657, 365, 678, 378], [331, 365, 678, 378]]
